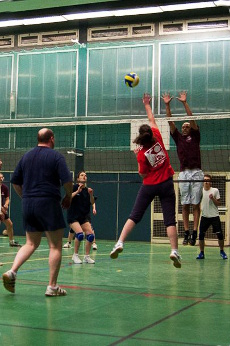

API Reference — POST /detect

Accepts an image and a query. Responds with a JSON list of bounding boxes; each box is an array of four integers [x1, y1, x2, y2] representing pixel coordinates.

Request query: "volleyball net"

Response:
[[0, 114, 229, 243]]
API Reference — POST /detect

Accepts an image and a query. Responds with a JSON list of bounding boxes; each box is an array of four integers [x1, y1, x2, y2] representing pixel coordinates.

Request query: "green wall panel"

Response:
[[0, 55, 12, 119], [160, 39, 230, 114], [17, 50, 77, 119], [86, 123, 130, 148], [87, 44, 153, 116]]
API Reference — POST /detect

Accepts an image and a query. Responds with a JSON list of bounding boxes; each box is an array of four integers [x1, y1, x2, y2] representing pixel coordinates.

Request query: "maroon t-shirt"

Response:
[[0, 183, 9, 206], [171, 127, 201, 171]]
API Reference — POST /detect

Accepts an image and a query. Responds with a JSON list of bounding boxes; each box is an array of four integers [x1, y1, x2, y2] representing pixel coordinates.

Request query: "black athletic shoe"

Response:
[[9, 241, 21, 248], [182, 234, 191, 245], [189, 237, 197, 246]]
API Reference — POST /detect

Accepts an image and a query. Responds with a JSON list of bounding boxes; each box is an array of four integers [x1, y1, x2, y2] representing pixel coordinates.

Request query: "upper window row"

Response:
[[0, 16, 230, 48]]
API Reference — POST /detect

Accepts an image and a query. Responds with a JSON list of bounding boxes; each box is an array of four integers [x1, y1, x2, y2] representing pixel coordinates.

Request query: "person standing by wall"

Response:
[[0, 173, 21, 247], [196, 174, 228, 260]]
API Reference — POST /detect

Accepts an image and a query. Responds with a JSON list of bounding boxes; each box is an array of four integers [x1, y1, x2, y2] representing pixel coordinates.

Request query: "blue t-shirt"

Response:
[[11, 146, 72, 200]]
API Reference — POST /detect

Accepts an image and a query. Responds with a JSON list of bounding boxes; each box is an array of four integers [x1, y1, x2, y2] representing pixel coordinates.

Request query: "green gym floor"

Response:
[[0, 236, 230, 346]]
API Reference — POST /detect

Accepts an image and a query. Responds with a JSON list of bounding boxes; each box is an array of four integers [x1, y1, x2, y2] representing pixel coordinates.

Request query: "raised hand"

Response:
[[176, 91, 187, 103], [142, 93, 152, 105], [161, 92, 173, 104]]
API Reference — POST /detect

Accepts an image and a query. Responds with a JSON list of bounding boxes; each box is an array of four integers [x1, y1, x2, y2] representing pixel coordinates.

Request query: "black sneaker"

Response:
[[9, 241, 21, 248], [182, 234, 190, 245], [189, 237, 197, 246]]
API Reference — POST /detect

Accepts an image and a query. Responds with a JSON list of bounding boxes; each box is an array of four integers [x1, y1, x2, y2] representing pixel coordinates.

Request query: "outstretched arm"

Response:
[[88, 187, 95, 205], [161, 92, 176, 134], [176, 91, 198, 130], [142, 93, 158, 129]]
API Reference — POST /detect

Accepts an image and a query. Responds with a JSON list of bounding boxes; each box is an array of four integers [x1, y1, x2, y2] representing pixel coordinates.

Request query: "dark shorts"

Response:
[[68, 214, 91, 226], [199, 216, 222, 234], [22, 197, 66, 232], [129, 177, 176, 227], [68, 210, 91, 226]]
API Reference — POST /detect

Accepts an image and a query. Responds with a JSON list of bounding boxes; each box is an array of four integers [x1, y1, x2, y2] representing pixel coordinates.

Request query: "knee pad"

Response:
[[76, 232, 84, 241], [86, 233, 94, 243], [217, 232, 224, 241], [199, 232, 205, 241], [69, 228, 74, 234]]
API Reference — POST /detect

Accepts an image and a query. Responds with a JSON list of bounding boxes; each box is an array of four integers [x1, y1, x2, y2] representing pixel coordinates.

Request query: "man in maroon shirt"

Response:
[[162, 91, 204, 246]]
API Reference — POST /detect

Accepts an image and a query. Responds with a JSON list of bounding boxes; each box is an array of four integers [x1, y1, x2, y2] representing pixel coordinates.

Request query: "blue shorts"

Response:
[[129, 177, 176, 227], [22, 197, 66, 232]]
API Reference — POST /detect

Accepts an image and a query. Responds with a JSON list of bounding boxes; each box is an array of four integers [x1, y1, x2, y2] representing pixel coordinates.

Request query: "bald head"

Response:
[[37, 128, 54, 148]]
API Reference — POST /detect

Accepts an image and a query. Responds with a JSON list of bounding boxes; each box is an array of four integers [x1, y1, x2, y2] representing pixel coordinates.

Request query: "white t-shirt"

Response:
[[201, 187, 220, 218]]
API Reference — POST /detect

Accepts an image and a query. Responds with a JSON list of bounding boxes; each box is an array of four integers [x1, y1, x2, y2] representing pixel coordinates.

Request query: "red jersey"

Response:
[[137, 127, 174, 185]]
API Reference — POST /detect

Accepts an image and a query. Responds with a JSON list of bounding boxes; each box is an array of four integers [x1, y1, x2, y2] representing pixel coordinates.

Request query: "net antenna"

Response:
[[71, 39, 86, 48], [67, 150, 83, 157]]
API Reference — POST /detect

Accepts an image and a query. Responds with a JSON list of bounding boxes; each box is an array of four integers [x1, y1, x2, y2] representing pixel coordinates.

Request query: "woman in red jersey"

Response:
[[110, 93, 181, 268]]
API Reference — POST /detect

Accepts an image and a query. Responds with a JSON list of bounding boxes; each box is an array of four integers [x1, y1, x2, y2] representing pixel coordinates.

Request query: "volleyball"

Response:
[[124, 72, 139, 88]]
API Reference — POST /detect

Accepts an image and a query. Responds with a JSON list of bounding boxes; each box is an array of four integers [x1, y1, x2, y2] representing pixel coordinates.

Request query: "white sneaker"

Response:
[[72, 254, 82, 264], [83, 255, 95, 264], [110, 242, 123, 259], [45, 286, 67, 297], [2, 270, 16, 293], [92, 243, 97, 250], [170, 251, 182, 268], [2, 229, 8, 236], [63, 242, 71, 248]]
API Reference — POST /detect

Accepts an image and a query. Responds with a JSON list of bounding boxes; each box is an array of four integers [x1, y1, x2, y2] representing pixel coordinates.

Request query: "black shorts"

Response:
[[4, 213, 9, 220], [199, 216, 221, 234], [68, 215, 91, 226], [129, 177, 176, 227], [23, 197, 66, 232]]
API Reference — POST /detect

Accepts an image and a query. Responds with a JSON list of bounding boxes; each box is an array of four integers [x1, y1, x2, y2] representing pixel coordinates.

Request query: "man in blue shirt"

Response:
[[2, 128, 73, 297]]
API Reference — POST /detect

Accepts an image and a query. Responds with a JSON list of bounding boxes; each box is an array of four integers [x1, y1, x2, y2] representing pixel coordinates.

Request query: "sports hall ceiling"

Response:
[[0, 0, 229, 32]]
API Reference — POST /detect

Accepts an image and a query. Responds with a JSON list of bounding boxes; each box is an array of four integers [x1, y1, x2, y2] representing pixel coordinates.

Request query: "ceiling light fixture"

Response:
[[0, 2, 227, 28], [23, 16, 67, 25]]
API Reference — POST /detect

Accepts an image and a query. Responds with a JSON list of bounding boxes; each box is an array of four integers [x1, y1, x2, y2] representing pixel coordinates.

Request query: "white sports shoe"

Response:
[[110, 242, 123, 259], [72, 254, 82, 264], [92, 243, 97, 250], [2, 229, 8, 236], [45, 286, 67, 297], [170, 251, 182, 268], [63, 242, 72, 248], [83, 255, 95, 264], [2, 270, 16, 293]]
